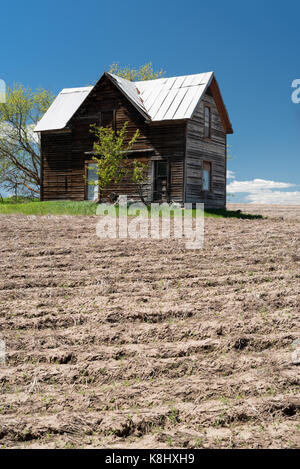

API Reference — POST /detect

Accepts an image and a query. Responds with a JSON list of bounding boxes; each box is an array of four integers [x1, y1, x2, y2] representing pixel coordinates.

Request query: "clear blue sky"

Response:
[[1, 0, 299, 203]]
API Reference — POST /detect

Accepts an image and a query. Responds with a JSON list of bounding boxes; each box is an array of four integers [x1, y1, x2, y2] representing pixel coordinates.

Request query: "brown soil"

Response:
[[0, 205, 299, 449]]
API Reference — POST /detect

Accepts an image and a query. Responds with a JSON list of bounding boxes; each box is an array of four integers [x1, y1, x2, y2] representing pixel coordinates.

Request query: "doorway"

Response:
[[153, 160, 169, 202]]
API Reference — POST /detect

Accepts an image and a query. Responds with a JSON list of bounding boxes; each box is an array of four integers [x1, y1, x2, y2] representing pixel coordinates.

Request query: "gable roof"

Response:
[[109, 71, 214, 121], [34, 71, 233, 133]]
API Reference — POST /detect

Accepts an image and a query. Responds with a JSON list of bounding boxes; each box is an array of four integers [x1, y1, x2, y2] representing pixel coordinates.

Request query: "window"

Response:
[[204, 106, 211, 138], [202, 161, 211, 191], [89, 110, 115, 150], [86, 163, 99, 201], [100, 110, 115, 130]]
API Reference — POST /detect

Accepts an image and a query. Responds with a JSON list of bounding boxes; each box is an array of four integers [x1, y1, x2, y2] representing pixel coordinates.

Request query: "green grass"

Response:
[[0, 199, 97, 215], [0, 198, 263, 219], [0, 196, 37, 204]]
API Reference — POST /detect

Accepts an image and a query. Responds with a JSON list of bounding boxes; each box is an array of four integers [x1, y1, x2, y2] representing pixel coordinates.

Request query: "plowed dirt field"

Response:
[[0, 204, 299, 448]]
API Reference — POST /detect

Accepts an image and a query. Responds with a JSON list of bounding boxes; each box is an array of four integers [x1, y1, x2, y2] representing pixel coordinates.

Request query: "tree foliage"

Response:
[[0, 84, 53, 196], [108, 62, 165, 81], [89, 122, 140, 200]]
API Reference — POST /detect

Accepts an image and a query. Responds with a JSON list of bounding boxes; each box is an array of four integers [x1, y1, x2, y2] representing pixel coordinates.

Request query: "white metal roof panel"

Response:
[[163, 87, 189, 120], [142, 83, 166, 113], [172, 85, 202, 120], [184, 84, 207, 118], [147, 87, 171, 120], [135, 71, 213, 121], [153, 89, 178, 121], [34, 87, 92, 132]]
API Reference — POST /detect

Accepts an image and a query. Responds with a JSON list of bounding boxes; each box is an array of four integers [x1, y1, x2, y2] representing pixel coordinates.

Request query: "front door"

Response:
[[85, 163, 99, 201], [153, 160, 169, 202]]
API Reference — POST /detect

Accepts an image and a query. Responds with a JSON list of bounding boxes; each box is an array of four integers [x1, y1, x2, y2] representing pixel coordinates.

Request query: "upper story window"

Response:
[[89, 110, 115, 149], [100, 110, 115, 130], [204, 106, 211, 138], [202, 161, 212, 191]]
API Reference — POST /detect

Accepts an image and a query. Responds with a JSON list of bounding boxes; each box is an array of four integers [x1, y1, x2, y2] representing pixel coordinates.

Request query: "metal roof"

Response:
[[135, 72, 213, 121], [34, 71, 217, 131], [34, 87, 93, 132]]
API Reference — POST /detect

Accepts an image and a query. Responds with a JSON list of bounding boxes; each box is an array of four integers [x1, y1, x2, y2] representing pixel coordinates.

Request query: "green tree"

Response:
[[108, 62, 165, 81], [89, 122, 140, 201], [0, 84, 53, 196]]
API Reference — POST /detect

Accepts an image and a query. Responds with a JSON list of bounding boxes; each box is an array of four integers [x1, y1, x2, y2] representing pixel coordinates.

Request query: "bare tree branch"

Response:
[[0, 84, 53, 195]]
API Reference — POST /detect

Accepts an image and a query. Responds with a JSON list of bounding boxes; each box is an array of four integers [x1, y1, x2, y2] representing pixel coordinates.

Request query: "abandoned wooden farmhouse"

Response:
[[35, 71, 233, 208]]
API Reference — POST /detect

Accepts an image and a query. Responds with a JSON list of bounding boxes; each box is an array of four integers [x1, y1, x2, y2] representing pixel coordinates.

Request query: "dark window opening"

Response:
[[100, 110, 115, 130], [202, 161, 212, 191], [89, 110, 115, 150], [204, 106, 211, 138]]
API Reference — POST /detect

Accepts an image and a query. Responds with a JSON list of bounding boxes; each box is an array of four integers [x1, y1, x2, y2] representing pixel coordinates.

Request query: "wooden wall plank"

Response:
[[185, 89, 227, 208]]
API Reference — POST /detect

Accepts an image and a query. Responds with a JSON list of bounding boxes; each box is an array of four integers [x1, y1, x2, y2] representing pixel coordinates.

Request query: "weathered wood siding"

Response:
[[41, 131, 73, 200], [41, 75, 185, 203], [185, 89, 227, 208]]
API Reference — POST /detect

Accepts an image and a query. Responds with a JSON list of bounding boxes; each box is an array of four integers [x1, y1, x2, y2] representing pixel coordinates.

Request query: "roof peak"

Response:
[[106, 70, 214, 85], [104, 71, 215, 121], [56, 71, 215, 94]]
